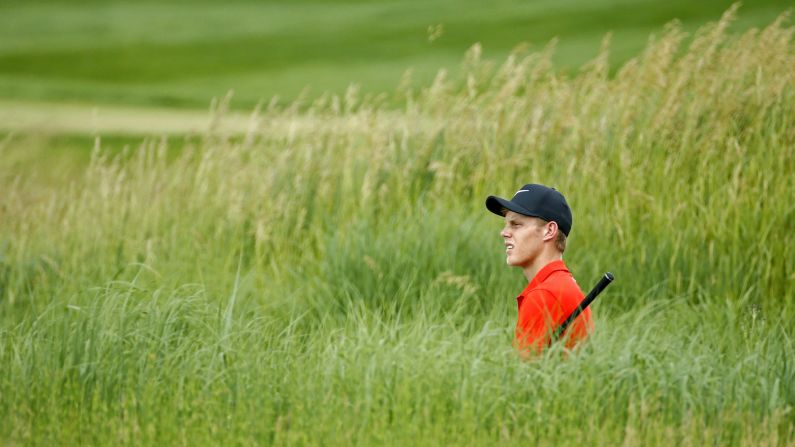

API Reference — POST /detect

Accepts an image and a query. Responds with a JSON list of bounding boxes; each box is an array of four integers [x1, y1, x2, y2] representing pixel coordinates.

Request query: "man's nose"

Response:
[[501, 228, 510, 238]]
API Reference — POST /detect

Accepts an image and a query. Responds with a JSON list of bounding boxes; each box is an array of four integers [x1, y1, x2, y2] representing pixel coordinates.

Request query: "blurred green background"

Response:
[[0, 0, 790, 110], [2, 2, 795, 444]]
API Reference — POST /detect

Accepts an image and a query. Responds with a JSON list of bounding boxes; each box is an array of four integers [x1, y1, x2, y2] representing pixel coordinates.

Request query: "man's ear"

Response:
[[543, 221, 558, 242]]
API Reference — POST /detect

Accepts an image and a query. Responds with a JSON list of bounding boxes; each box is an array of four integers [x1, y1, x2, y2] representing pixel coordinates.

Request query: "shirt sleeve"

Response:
[[514, 289, 565, 354]]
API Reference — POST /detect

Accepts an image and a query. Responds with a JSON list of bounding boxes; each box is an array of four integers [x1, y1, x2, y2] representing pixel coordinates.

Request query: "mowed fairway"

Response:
[[0, 0, 790, 109], [2, 3, 795, 447]]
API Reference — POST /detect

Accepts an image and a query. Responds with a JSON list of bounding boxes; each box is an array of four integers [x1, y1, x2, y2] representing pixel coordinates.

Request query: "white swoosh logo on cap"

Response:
[[514, 189, 529, 196]]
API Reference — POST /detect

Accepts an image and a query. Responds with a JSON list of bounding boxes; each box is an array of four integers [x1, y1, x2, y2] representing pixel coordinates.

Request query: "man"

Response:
[[485, 183, 593, 355]]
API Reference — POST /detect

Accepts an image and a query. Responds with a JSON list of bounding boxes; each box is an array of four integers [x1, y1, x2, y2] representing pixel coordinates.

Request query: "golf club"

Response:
[[551, 272, 614, 343]]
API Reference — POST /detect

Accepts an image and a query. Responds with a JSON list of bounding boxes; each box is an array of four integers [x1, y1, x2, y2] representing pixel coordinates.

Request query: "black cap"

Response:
[[485, 184, 573, 236]]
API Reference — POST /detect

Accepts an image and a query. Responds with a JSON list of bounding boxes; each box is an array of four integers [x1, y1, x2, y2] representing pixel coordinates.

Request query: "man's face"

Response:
[[501, 211, 545, 267]]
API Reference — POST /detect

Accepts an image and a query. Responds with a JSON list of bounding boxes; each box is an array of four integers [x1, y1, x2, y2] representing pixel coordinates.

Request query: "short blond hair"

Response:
[[555, 230, 567, 253], [534, 216, 567, 253]]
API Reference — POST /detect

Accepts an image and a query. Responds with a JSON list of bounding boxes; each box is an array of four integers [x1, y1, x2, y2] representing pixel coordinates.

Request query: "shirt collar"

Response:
[[517, 259, 570, 301], [528, 259, 569, 289]]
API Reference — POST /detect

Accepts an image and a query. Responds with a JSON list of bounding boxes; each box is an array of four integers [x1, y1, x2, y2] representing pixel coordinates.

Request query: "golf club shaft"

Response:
[[551, 272, 614, 342]]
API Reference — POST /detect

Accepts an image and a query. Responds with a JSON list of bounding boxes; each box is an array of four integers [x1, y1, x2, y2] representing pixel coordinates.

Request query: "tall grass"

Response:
[[1, 9, 794, 445]]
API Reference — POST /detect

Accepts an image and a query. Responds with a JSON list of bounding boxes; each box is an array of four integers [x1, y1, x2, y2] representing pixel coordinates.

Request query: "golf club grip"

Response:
[[552, 272, 614, 341]]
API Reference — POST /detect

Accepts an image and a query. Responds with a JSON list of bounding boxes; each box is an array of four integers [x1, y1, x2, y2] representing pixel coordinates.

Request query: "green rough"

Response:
[[1, 7, 794, 446]]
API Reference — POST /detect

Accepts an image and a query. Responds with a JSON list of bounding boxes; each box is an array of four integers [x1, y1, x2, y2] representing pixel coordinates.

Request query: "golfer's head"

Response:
[[485, 184, 572, 264], [500, 210, 566, 266]]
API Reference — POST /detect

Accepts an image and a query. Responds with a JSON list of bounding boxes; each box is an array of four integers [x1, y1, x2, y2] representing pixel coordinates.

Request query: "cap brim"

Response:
[[485, 195, 538, 218]]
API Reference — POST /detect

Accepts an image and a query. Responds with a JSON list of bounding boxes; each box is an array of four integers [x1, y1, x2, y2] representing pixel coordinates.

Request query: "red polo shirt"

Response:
[[514, 260, 593, 354]]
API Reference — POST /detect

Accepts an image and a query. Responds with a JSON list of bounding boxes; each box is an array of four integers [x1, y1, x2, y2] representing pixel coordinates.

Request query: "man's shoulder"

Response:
[[534, 270, 583, 298]]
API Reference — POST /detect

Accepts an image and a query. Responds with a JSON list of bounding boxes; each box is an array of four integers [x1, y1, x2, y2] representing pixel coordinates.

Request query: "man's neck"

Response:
[[522, 251, 563, 283]]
